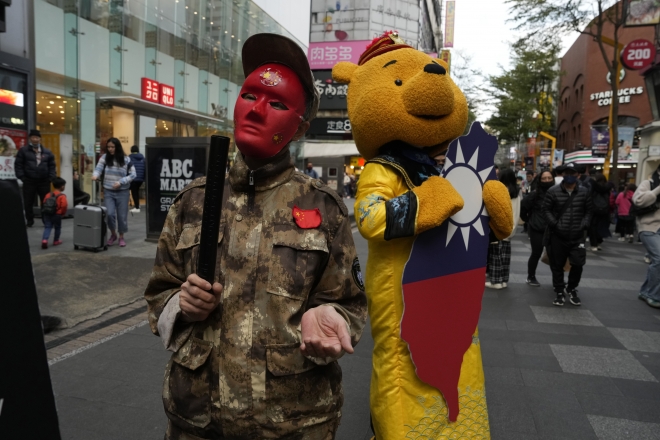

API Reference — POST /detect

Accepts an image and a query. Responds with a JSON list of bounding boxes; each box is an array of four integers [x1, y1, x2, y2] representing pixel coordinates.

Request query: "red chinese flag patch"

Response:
[[292, 206, 322, 229]]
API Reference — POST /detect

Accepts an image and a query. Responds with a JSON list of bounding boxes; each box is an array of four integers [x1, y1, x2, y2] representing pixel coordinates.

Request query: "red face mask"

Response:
[[234, 63, 307, 159]]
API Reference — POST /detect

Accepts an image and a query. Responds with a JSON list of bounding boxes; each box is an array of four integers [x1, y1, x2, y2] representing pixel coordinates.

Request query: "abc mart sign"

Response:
[[590, 86, 644, 106]]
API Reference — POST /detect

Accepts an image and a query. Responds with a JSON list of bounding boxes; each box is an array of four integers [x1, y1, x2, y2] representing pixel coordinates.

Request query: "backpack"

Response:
[[593, 192, 609, 215], [42, 192, 61, 216]]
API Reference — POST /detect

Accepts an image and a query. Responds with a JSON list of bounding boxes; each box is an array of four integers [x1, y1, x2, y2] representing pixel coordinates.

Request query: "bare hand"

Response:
[[300, 306, 353, 359], [91, 175, 98, 181], [112, 182, 121, 189], [180, 274, 223, 322]]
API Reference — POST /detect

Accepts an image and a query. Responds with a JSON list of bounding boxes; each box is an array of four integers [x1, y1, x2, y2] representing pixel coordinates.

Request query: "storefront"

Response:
[[557, 18, 654, 182], [564, 148, 640, 184], [34, 0, 303, 196]]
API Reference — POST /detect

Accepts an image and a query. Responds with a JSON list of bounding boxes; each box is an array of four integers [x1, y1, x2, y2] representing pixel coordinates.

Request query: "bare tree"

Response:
[[507, 0, 626, 185]]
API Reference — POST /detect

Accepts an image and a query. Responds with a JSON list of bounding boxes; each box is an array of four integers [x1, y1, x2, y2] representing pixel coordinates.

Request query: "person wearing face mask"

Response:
[[521, 169, 555, 287], [542, 163, 593, 306], [144, 34, 367, 440]]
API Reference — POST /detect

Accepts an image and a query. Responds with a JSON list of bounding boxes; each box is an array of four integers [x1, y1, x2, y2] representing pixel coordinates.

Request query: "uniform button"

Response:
[[315, 180, 322, 188], [181, 355, 189, 362], [236, 214, 243, 221]]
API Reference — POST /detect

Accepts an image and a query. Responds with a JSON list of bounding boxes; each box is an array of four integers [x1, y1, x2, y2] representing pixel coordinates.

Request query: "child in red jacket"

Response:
[[41, 177, 68, 249]]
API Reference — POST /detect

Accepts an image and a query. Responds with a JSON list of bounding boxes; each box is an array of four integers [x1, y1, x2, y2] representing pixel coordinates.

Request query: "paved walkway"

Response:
[[45, 223, 659, 439], [482, 235, 660, 440]]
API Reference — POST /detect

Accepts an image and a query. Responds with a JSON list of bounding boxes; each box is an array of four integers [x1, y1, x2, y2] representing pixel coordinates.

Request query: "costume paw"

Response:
[[483, 180, 514, 239], [412, 176, 464, 233]]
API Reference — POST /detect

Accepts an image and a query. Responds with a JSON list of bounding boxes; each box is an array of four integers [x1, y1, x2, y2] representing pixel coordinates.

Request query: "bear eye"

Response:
[[395, 79, 402, 86]]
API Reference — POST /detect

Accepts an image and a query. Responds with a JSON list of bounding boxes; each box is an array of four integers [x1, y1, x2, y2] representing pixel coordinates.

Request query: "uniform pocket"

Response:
[[265, 343, 340, 423], [267, 229, 329, 300], [163, 337, 213, 428], [175, 224, 224, 276]]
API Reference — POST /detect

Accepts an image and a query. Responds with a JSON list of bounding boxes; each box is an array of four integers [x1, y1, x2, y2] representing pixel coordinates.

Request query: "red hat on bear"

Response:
[[358, 31, 413, 66]]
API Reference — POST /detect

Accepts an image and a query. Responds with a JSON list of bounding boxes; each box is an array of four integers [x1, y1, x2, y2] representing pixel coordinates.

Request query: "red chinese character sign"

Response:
[[621, 39, 656, 70], [401, 122, 497, 421], [141, 78, 175, 107], [160, 84, 175, 107], [141, 78, 160, 103]]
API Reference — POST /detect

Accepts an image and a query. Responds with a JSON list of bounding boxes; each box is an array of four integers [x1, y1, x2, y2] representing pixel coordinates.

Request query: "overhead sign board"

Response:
[[444, 1, 456, 48], [621, 39, 656, 69], [141, 78, 175, 107], [625, 0, 660, 26], [313, 70, 348, 110], [308, 41, 370, 70]]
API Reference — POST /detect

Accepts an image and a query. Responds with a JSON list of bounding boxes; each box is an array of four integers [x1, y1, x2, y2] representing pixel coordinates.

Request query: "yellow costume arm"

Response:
[[483, 180, 514, 239], [411, 175, 463, 234], [355, 164, 463, 241], [354, 163, 399, 241]]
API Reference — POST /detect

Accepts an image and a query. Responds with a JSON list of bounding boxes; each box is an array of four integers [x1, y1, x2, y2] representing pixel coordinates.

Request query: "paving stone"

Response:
[[611, 378, 660, 401], [487, 402, 537, 434], [520, 369, 622, 396], [513, 342, 555, 357], [550, 345, 658, 382], [632, 351, 660, 367], [484, 366, 524, 386], [587, 415, 660, 440], [608, 328, 660, 353], [530, 306, 604, 327], [508, 274, 642, 291], [479, 318, 508, 331], [577, 392, 660, 423], [506, 320, 579, 335], [480, 339, 514, 354], [532, 408, 598, 440], [600, 257, 647, 266]]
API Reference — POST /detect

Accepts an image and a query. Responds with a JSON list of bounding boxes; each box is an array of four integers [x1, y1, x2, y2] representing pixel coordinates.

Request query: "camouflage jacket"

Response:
[[144, 147, 367, 438]]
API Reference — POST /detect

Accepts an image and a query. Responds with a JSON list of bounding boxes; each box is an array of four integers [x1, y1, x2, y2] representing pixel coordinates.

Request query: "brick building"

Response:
[[557, 22, 654, 157]]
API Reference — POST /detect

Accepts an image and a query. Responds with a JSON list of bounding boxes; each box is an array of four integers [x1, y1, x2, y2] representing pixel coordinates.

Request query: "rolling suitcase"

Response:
[[73, 205, 108, 252]]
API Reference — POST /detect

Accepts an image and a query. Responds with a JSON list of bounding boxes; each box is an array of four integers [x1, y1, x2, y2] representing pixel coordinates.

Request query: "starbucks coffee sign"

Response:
[[590, 86, 645, 106]]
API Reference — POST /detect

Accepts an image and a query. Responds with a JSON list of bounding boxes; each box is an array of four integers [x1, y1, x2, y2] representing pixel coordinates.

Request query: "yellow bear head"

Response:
[[333, 43, 468, 160]]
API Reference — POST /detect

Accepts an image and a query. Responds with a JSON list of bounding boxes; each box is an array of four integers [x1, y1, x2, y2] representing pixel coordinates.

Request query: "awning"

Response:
[[98, 96, 226, 125], [302, 141, 359, 158], [564, 148, 639, 165]]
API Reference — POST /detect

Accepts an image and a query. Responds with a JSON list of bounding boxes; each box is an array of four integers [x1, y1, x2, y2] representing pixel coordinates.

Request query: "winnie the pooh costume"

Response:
[[332, 32, 514, 440]]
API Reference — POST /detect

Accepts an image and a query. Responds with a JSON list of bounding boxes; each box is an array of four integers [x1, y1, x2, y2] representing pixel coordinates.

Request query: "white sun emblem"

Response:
[[442, 141, 493, 251]]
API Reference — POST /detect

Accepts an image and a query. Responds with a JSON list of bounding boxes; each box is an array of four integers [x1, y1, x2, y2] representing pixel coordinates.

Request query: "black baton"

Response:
[[197, 135, 230, 285]]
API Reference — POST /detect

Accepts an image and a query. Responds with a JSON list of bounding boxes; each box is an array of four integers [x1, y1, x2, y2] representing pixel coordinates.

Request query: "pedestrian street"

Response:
[[43, 225, 660, 440], [480, 234, 660, 440]]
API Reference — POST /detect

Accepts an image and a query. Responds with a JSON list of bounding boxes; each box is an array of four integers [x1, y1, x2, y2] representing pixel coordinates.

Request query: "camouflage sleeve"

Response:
[[144, 200, 194, 347], [307, 212, 368, 348]]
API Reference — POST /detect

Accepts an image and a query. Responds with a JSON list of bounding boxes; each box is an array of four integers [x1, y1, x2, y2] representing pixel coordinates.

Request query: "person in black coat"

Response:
[[588, 173, 612, 251], [14, 129, 56, 226], [542, 163, 593, 307], [521, 169, 555, 287], [129, 145, 145, 212]]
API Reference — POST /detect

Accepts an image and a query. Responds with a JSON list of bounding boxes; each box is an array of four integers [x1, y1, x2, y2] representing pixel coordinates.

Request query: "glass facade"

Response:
[[34, 0, 304, 194]]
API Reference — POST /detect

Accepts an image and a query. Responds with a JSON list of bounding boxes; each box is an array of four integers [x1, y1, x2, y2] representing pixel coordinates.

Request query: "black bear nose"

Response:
[[424, 63, 446, 75]]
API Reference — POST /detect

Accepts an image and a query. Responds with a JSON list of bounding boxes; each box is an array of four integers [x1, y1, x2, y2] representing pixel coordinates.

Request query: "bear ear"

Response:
[[333, 62, 358, 84], [434, 58, 449, 70], [434, 58, 450, 76]]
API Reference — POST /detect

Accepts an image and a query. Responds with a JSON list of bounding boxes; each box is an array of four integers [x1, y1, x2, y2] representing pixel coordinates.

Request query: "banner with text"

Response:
[[308, 40, 371, 70], [146, 144, 207, 239], [444, 1, 456, 48]]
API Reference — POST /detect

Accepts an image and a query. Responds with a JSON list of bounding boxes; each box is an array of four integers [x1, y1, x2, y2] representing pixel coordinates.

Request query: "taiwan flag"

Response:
[[401, 122, 498, 421]]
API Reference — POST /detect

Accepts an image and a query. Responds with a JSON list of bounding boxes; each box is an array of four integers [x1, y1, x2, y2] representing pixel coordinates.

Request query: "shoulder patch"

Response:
[[313, 181, 349, 216], [352, 257, 365, 291], [173, 176, 207, 204]]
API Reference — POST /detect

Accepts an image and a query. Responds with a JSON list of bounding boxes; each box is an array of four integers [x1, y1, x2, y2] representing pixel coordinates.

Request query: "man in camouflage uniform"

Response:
[[145, 33, 367, 440]]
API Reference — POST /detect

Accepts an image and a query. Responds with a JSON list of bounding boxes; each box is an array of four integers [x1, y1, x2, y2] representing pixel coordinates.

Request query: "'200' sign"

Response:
[[621, 39, 656, 70]]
